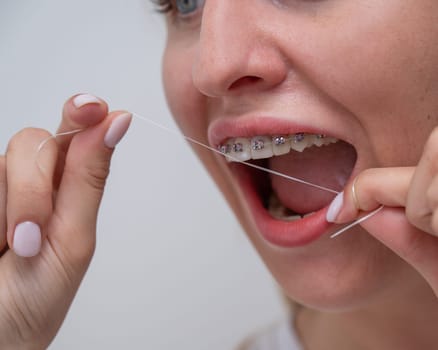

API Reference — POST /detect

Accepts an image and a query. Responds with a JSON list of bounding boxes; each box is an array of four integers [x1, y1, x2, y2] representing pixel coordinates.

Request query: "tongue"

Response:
[[268, 141, 357, 214]]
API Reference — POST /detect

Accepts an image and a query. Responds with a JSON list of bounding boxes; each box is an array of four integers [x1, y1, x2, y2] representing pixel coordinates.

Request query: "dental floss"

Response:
[[131, 113, 340, 195], [329, 206, 384, 238], [36, 128, 83, 173], [35, 112, 382, 237], [37, 128, 83, 153]]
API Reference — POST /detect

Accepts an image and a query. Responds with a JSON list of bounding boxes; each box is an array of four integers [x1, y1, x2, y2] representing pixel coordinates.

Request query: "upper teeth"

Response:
[[218, 133, 338, 162]]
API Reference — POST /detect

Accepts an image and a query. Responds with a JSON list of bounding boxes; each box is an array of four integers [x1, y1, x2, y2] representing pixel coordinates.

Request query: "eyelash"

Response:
[[152, 0, 326, 14], [151, 0, 173, 14]]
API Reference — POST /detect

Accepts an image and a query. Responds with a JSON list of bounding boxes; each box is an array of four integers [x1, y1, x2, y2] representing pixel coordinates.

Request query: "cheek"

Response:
[[311, 3, 438, 108], [162, 43, 249, 225], [162, 45, 205, 139], [290, 6, 438, 166]]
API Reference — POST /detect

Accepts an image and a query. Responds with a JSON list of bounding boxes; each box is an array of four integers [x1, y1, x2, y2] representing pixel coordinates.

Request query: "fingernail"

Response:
[[73, 93, 101, 109], [104, 113, 132, 148], [13, 222, 42, 257], [326, 192, 344, 223]]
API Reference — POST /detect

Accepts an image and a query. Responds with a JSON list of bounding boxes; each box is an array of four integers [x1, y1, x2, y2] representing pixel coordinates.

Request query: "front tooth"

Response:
[[224, 133, 338, 161], [291, 133, 307, 152], [272, 135, 291, 156], [229, 137, 251, 162], [305, 134, 318, 149], [314, 134, 325, 147], [251, 136, 273, 159]]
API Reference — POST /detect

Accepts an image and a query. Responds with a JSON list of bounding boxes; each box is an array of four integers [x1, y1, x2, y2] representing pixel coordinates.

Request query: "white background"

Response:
[[0, 1, 286, 349]]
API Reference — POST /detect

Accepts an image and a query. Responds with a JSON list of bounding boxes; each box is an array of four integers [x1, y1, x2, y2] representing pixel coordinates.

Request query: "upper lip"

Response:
[[208, 114, 351, 148]]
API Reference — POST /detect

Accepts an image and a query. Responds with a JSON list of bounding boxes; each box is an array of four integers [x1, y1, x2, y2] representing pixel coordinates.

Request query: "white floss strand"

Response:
[[36, 128, 84, 173], [330, 205, 384, 238], [131, 113, 340, 196], [36, 112, 383, 237], [37, 128, 84, 153]]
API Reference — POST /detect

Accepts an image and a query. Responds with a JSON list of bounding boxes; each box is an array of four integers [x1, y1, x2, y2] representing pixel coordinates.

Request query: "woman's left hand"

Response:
[[327, 126, 438, 294]]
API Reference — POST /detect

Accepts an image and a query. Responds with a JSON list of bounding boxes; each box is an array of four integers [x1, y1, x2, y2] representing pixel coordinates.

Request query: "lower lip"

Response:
[[231, 163, 333, 247]]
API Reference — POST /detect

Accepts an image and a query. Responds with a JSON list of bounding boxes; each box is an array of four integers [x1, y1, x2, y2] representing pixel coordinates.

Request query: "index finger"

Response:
[[326, 167, 415, 224], [57, 93, 109, 155], [405, 128, 438, 233]]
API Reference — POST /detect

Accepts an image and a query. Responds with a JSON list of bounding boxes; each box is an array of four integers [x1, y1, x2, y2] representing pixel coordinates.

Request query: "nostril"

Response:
[[228, 76, 263, 91]]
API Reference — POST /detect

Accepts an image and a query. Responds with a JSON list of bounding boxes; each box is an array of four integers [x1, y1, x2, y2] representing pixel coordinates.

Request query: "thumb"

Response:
[[326, 167, 414, 224], [51, 111, 132, 262], [326, 167, 438, 286], [360, 207, 438, 287]]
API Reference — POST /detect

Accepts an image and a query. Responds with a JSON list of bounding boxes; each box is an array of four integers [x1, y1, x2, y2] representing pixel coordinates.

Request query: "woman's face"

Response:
[[162, 0, 438, 310]]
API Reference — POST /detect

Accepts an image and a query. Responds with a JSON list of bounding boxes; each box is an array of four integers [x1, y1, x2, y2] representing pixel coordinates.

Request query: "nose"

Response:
[[192, 2, 287, 98]]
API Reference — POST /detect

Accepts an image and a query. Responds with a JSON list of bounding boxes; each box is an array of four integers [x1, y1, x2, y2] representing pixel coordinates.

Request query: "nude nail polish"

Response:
[[13, 222, 42, 257], [104, 113, 132, 148], [73, 93, 101, 109], [326, 192, 344, 223]]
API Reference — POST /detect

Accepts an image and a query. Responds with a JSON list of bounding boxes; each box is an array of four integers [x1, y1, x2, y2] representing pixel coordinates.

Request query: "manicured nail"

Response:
[[73, 93, 101, 109], [13, 222, 42, 258], [326, 192, 344, 223], [104, 113, 132, 148]]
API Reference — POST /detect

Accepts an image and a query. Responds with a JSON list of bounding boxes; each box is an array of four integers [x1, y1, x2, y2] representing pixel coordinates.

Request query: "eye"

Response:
[[175, 0, 204, 16]]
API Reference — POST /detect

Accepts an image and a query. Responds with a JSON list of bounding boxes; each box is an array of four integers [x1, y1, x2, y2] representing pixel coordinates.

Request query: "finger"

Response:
[[359, 207, 438, 293], [322, 162, 438, 293], [50, 111, 132, 266], [0, 156, 7, 255], [52, 94, 108, 189], [325, 166, 438, 293], [60, 93, 108, 133], [326, 167, 415, 223], [58, 94, 108, 159], [406, 128, 438, 233], [6, 128, 58, 257]]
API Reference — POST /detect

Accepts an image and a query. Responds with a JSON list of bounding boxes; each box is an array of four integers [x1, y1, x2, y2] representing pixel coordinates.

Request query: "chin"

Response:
[[200, 112, 413, 312], [245, 224, 410, 313]]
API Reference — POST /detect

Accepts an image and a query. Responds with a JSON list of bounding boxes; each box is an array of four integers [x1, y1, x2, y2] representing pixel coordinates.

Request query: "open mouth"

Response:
[[218, 132, 357, 245]]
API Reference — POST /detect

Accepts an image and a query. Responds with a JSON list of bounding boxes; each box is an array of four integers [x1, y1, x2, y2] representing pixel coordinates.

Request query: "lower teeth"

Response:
[[268, 192, 304, 221], [278, 214, 302, 222]]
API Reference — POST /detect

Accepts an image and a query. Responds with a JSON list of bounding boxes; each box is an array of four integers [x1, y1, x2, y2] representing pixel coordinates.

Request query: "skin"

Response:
[[0, 98, 131, 348], [0, 1, 438, 349], [161, 0, 438, 348]]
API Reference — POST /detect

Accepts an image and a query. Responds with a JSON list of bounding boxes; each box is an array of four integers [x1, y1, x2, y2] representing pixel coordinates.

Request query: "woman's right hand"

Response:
[[0, 94, 131, 349], [326, 126, 438, 298]]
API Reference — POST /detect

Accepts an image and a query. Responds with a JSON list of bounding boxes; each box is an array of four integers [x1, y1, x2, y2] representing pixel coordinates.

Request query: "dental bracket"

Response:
[[293, 133, 305, 143], [233, 142, 244, 153], [219, 144, 232, 154], [252, 139, 265, 151], [273, 136, 286, 146]]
